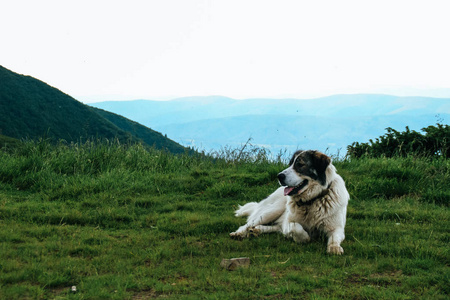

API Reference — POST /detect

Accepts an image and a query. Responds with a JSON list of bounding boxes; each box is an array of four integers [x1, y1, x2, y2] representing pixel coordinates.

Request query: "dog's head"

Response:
[[277, 150, 331, 197]]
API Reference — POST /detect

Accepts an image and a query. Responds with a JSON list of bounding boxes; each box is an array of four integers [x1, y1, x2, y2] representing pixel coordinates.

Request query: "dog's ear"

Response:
[[311, 151, 331, 185]]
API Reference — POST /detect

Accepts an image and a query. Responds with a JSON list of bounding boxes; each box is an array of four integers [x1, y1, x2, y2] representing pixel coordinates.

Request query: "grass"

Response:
[[0, 140, 448, 299]]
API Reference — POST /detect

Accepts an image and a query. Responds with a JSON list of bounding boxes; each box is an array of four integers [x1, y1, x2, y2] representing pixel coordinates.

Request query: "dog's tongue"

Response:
[[284, 186, 295, 196]]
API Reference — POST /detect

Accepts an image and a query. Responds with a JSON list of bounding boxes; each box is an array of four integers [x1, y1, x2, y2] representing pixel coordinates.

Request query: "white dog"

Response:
[[230, 150, 349, 255]]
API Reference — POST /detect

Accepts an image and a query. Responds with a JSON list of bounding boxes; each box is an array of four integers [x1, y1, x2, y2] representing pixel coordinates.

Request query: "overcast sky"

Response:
[[2, 0, 450, 103]]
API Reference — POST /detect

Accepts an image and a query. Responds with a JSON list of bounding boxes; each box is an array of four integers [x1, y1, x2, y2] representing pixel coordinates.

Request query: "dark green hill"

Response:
[[0, 134, 20, 149], [92, 107, 187, 153], [0, 65, 186, 153]]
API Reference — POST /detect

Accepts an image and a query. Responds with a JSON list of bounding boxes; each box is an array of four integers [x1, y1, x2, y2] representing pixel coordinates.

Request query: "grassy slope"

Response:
[[0, 141, 448, 299]]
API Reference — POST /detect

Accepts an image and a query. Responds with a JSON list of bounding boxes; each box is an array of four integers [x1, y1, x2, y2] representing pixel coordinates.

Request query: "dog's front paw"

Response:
[[327, 244, 344, 255], [292, 233, 310, 243]]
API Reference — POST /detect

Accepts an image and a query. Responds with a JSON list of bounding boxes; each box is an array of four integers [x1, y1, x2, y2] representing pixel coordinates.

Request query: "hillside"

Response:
[[0, 134, 20, 149], [91, 95, 450, 155], [92, 107, 187, 153], [0, 66, 186, 153]]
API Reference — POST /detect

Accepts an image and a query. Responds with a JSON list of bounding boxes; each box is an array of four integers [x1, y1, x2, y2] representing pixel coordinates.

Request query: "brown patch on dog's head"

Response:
[[299, 150, 331, 186], [311, 151, 331, 182]]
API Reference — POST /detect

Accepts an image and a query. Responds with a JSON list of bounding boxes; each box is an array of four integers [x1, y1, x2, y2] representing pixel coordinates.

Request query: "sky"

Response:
[[2, 0, 450, 103]]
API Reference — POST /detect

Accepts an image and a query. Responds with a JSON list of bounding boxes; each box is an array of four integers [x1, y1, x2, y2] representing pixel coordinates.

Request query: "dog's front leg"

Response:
[[282, 210, 310, 243], [283, 201, 310, 243], [282, 221, 310, 243], [326, 227, 345, 255]]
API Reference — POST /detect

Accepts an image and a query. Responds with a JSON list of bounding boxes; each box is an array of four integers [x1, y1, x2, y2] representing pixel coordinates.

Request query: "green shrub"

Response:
[[347, 123, 449, 158]]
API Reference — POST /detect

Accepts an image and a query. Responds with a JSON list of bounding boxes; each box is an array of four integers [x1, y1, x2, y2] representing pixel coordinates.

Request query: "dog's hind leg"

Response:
[[234, 202, 258, 217], [230, 208, 284, 239], [251, 224, 282, 236], [230, 188, 286, 239]]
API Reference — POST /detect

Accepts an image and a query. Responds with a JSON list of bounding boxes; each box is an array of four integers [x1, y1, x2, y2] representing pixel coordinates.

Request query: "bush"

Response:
[[347, 124, 449, 159]]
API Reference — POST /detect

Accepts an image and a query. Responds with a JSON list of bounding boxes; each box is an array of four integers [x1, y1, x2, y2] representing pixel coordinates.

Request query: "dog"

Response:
[[230, 150, 349, 255]]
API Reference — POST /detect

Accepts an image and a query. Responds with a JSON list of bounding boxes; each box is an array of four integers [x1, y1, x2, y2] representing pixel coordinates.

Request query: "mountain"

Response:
[[91, 95, 450, 156], [91, 95, 450, 126], [0, 134, 20, 149], [158, 114, 444, 155], [91, 107, 185, 152], [0, 66, 187, 153]]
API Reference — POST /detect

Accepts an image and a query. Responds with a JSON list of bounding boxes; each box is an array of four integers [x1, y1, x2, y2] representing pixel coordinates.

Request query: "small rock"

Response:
[[220, 257, 250, 270], [71, 286, 77, 293]]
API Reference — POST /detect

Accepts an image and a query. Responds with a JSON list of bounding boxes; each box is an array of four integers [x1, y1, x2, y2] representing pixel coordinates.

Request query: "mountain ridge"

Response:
[[92, 94, 449, 123], [0, 65, 187, 154]]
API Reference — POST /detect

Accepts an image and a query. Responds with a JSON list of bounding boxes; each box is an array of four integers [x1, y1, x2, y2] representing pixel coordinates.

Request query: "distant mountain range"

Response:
[[91, 95, 450, 156], [0, 66, 187, 153]]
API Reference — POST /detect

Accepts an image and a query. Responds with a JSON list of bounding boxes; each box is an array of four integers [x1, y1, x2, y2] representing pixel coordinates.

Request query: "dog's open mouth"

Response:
[[283, 180, 309, 196]]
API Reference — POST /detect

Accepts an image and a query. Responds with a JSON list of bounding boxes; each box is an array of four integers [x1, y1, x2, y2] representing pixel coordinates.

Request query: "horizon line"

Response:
[[77, 91, 450, 104]]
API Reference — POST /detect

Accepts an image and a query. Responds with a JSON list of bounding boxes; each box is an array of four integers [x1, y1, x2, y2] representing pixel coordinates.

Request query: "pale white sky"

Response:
[[1, 0, 450, 103]]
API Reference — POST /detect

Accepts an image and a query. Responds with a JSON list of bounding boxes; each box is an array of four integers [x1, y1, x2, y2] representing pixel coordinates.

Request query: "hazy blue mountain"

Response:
[[91, 95, 450, 156], [157, 114, 447, 155]]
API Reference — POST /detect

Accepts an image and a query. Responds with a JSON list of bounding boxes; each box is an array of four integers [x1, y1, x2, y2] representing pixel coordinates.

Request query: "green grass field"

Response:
[[0, 140, 448, 299]]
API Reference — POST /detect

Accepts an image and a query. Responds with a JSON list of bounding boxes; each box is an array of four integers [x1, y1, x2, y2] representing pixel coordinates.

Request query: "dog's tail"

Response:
[[234, 202, 258, 217]]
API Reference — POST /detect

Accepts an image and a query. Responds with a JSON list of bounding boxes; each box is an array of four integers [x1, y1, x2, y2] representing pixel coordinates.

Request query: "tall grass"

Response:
[[340, 155, 450, 206], [0, 140, 448, 299]]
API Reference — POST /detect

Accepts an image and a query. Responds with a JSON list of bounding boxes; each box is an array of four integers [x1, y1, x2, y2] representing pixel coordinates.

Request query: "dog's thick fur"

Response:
[[230, 150, 349, 255]]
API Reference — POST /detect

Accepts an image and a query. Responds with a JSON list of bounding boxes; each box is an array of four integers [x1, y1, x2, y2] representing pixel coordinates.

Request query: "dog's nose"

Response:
[[277, 173, 286, 184]]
